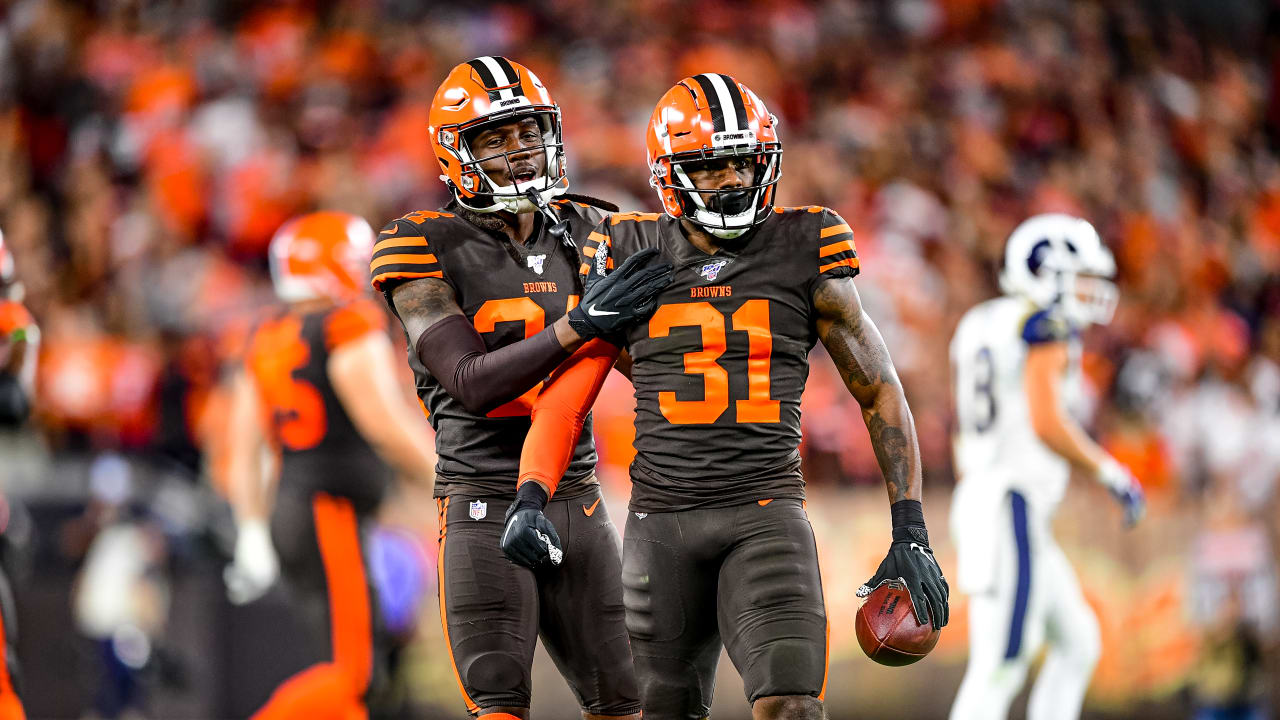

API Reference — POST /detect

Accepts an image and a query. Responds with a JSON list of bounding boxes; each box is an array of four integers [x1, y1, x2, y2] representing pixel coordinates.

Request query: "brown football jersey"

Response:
[[581, 207, 859, 511], [245, 299, 392, 513], [372, 200, 608, 500]]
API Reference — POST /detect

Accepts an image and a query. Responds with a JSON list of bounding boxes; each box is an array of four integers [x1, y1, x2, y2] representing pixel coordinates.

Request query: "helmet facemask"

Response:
[[1061, 273, 1118, 325], [654, 138, 782, 239], [438, 108, 567, 214]]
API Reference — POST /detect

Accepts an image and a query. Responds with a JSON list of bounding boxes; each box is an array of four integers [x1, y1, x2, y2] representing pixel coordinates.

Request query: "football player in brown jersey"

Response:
[[0, 228, 31, 720], [371, 57, 669, 720], [226, 212, 437, 720], [516, 73, 951, 720]]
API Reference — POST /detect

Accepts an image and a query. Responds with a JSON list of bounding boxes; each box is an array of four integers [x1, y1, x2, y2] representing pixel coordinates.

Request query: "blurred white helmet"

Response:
[[999, 213, 1117, 326]]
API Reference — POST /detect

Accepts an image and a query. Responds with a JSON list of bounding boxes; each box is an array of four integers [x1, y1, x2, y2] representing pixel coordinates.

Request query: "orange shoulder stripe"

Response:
[[373, 237, 429, 253], [610, 212, 661, 224], [819, 239, 855, 258], [371, 253, 438, 272], [371, 270, 444, 290], [820, 223, 851, 238], [819, 257, 860, 274]]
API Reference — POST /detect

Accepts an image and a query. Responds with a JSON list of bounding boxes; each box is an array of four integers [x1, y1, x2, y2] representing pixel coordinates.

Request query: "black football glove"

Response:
[[567, 247, 672, 341], [856, 500, 949, 631], [501, 483, 564, 569]]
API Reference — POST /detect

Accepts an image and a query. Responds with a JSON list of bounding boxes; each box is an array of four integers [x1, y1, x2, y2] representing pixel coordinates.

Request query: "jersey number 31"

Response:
[[650, 300, 779, 425]]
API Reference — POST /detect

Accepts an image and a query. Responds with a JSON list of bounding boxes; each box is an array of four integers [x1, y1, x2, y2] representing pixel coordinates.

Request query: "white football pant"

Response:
[[949, 491, 1101, 720]]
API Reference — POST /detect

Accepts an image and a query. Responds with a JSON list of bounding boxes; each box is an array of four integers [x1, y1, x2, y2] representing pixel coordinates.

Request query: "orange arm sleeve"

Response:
[[518, 339, 620, 497]]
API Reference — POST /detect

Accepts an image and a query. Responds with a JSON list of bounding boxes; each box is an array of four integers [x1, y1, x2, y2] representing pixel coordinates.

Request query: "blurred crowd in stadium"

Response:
[[0, 0, 1277, 717]]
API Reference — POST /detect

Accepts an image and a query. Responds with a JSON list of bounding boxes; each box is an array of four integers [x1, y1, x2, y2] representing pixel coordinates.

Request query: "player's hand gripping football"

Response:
[[1098, 457, 1145, 528], [566, 247, 672, 342], [501, 482, 564, 569], [857, 505, 949, 631]]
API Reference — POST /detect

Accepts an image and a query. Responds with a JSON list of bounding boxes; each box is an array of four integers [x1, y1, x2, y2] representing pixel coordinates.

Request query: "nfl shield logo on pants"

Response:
[[469, 500, 487, 520]]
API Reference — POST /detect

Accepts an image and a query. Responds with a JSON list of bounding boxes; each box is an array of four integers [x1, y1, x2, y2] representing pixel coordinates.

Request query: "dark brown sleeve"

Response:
[[415, 314, 569, 415]]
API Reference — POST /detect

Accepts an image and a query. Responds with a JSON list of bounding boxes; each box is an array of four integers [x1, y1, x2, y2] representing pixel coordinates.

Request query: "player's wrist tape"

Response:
[[565, 307, 601, 339], [511, 481, 549, 514], [889, 499, 929, 545]]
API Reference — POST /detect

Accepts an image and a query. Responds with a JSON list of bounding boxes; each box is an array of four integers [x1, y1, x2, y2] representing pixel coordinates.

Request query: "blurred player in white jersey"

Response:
[[948, 214, 1145, 720]]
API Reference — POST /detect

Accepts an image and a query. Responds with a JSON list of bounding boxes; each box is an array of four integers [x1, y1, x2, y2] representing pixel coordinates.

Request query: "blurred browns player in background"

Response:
[[514, 72, 949, 720], [948, 214, 1145, 720], [226, 211, 437, 720], [371, 57, 670, 719], [0, 228, 33, 720]]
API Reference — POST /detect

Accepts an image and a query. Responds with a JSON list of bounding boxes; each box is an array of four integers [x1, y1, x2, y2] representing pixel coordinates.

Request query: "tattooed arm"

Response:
[[390, 277, 462, 346], [813, 276, 922, 503], [817, 275, 948, 628]]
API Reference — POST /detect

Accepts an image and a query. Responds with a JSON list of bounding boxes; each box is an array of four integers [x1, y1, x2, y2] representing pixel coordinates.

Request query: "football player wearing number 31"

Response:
[[371, 57, 668, 719], [514, 73, 950, 720]]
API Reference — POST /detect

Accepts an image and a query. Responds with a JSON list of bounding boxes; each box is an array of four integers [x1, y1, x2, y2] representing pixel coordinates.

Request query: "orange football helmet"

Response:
[[646, 73, 782, 238], [429, 56, 566, 214], [268, 211, 375, 303]]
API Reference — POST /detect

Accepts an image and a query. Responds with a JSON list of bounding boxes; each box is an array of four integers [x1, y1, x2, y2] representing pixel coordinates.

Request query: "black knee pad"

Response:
[[633, 654, 712, 720], [462, 650, 526, 695], [742, 637, 826, 702]]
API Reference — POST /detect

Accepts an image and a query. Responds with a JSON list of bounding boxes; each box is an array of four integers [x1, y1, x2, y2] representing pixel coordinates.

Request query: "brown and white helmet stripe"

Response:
[[466, 56, 527, 102], [688, 73, 750, 134]]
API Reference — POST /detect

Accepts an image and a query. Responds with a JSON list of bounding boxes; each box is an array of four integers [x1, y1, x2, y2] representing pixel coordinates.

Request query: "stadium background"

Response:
[[0, 0, 1277, 717]]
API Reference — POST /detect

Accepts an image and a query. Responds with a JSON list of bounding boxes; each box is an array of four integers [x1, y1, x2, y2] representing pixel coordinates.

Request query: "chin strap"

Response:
[[524, 188, 575, 248]]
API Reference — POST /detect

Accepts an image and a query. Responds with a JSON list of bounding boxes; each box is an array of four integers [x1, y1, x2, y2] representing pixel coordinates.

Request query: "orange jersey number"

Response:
[[249, 315, 327, 450], [473, 297, 545, 417], [648, 299, 780, 425]]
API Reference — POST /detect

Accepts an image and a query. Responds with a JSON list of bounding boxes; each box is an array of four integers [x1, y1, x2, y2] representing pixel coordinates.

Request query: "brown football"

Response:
[[855, 580, 940, 666]]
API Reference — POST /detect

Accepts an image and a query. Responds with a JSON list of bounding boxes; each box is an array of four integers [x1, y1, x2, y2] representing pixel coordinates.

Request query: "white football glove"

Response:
[[224, 518, 279, 604], [1097, 457, 1145, 528]]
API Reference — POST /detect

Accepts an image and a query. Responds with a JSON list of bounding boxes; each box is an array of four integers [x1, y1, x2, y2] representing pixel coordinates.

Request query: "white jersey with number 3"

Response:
[[949, 296, 1080, 591]]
